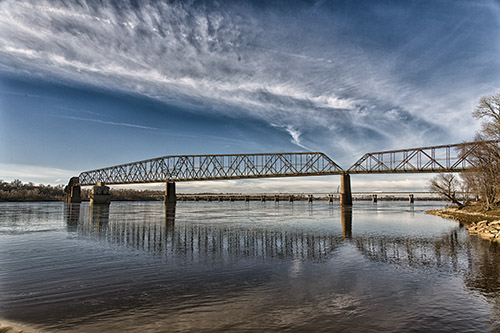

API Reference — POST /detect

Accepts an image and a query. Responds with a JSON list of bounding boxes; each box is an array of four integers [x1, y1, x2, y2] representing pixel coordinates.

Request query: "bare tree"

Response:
[[473, 91, 500, 140], [460, 171, 479, 203], [465, 140, 500, 209], [467, 91, 500, 209], [429, 173, 463, 207]]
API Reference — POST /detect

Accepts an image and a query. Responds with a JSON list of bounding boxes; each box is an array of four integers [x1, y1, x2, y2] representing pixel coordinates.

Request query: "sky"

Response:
[[1, 0, 500, 193]]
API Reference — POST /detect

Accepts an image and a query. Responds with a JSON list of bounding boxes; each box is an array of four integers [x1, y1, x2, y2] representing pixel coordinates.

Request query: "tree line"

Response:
[[0, 179, 164, 202], [0, 179, 65, 201], [430, 91, 500, 210]]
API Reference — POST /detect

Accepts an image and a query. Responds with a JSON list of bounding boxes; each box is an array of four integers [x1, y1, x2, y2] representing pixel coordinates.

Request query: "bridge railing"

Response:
[[347, 140, 498, 174], [78, 152, 344, 185]]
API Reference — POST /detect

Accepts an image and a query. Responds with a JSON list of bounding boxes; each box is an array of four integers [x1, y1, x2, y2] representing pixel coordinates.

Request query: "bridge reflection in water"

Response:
[[63, 201, 500, 314], [65, 203, 350, 260], [63, 203, 492, 275]]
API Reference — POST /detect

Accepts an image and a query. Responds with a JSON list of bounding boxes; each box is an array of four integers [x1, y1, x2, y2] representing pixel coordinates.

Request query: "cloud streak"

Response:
[[61, 115, 161, 131], [1, 0, 499, 163]]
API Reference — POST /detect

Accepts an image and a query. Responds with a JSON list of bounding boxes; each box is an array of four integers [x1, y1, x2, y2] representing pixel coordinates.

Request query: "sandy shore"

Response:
[[0, 320, 42, 333]]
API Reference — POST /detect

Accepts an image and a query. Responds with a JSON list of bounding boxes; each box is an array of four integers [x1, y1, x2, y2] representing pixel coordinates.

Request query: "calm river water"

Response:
[[0, 201, 499, 332]]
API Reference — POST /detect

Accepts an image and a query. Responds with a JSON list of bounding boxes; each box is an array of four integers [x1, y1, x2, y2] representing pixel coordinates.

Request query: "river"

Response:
[[0, 201, 499, 332]]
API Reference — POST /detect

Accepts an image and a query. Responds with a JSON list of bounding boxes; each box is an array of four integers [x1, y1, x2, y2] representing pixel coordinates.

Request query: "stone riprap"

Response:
[[467, 220, 500, 243]]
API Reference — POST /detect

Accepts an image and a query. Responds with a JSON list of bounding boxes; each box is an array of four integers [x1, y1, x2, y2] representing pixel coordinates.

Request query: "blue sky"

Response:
[[1, 0, 499, 192]]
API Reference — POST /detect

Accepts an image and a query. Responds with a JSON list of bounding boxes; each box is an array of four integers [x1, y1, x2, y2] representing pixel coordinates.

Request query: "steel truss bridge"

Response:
[[79, 152, 343, 185], [78, 141, 495, 186]]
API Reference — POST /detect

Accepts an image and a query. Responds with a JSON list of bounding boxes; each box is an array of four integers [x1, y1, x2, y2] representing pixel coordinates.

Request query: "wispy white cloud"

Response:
[[1, 0, 499, 164], [270, 123, 312, 151], [0, 163, 78, 185]]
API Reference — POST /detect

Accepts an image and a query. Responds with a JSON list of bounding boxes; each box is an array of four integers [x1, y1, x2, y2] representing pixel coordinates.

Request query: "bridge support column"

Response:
[[90, 182, 110, 205], [164, 181, 176, 204], [341, 206, 352, 239], [409, 194, 414, 204], [340, 173, 352, 206], [64, 177, 81, 203]]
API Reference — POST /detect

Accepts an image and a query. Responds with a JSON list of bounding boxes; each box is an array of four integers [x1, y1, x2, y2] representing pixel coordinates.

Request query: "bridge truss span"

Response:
[[347, 140, 498, 174], [78, 152, 344, 185]]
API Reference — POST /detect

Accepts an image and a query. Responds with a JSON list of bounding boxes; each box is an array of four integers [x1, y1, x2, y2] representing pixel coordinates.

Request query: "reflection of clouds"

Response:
[[1, 1, 495, 160], [289, 257, 302, 278], [355, 231, 468, 270]]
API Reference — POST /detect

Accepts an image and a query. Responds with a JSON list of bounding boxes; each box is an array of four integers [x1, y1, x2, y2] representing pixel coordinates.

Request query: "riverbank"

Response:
[[428, 203, 500, 243], [427, 203, 500, 225], [0, 319, 40, 332]]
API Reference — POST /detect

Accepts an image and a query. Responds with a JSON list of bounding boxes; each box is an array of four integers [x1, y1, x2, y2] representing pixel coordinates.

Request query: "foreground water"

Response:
[[0, 201, 499, 332]]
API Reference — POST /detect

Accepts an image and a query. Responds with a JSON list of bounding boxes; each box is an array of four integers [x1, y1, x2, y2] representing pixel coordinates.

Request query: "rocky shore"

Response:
[[467, 220, 500, 242], [428, 204, 500, 243]]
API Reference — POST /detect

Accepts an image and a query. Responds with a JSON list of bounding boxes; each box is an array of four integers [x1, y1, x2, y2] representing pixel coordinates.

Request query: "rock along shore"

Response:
[[428, 205, 500, 243]]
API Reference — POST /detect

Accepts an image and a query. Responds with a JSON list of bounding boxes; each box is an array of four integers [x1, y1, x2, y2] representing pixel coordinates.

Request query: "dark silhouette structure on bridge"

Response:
[[65, 141, 490, 206]]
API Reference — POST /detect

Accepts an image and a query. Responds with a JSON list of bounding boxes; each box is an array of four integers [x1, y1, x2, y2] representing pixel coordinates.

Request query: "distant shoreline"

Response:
[[0, 195, 444, 203]]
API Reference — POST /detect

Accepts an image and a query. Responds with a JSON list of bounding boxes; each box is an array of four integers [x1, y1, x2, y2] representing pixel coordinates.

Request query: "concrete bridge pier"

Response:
[[64, 177, 81, 203], [90, 203, 110, 224], [340, 173, 352, 206], [164, 181, 176, 204], [90, 182, 110, 205], [165, 202, 176, 228], [341, 206, 352, 239]]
